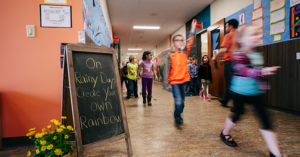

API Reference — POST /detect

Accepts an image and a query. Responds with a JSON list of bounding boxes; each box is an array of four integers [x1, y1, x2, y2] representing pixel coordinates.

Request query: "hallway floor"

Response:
[[1, 82, 300, 157]]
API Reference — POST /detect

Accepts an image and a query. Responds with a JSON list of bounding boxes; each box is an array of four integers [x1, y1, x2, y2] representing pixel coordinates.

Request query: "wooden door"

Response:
[[207, 19, 226, 97]]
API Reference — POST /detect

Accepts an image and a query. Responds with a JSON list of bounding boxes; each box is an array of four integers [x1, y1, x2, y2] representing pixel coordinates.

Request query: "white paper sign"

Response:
[[239, 12, 246, 26], [40, 5, 71, 28], [252, 18, 263, 27], [291, 0, 300, 7], [270, 0, 285, 12], [274, 34, 281, 41], [254, 0, 262, 10], [257, 39, 263, 45], [297, 52, 300, 60], [45, 0, 67, 4], [258, 28, 263, 38], [270, 21, 285, 35], [252, 7, 263, 20], [270, 8, 285, 24]]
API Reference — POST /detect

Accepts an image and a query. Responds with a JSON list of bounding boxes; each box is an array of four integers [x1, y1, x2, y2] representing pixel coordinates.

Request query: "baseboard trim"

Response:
[[2, 133, 75, 149], [266, 105, 300, 116]]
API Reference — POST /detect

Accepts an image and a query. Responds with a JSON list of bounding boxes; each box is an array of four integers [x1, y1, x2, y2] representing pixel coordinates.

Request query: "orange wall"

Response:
[[0, 1, 83, 137]]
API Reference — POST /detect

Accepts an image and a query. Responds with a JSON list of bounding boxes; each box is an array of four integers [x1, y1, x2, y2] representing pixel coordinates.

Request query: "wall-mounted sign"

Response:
[[252, 7, 263, 20], [45, 0, 67, 4], [40, 5, 72, 28], [239, 12, 246, 26], [196, 22, 203, 29]]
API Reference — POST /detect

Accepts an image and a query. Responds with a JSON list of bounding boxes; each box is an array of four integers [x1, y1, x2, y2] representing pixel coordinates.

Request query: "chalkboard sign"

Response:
[[72, 51, 124, 144], [62, 42, 132, 157]]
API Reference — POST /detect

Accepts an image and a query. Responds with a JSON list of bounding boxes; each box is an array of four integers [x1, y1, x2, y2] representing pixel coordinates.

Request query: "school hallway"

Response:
[[1, 81, 299, 157]]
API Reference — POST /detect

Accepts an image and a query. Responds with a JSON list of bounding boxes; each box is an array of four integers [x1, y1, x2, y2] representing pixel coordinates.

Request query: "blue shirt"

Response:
[[188, 64, 200, 78]]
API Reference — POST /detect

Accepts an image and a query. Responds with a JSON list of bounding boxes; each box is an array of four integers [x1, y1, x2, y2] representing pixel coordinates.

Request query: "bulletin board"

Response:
[[225, 0, 299, 46]]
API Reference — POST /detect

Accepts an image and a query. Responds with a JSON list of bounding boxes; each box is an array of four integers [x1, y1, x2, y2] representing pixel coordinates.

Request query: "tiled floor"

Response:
[[1, 82, 300, 157]]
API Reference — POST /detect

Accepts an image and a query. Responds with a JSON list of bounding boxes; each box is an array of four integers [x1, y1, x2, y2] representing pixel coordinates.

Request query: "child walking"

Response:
[[126, 55, 139, 100], [219, 25, 285, 157], [137, 51, 157, 106], [198, 55, 212, 101], [188, 56, 200, 96], [163, 19, 197, 124]]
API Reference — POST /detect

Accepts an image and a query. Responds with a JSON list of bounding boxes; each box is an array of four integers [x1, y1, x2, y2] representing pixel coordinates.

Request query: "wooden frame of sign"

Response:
[[61, 35, 132, 157]]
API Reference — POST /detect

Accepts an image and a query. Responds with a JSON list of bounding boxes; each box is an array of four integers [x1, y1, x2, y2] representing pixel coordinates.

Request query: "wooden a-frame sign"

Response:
[[61, 34, 133, 157]]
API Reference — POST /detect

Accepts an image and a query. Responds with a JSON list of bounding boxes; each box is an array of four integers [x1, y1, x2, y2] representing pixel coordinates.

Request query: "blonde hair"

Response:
[[129, 55, 136, 62], [172, 34, 184, 41]]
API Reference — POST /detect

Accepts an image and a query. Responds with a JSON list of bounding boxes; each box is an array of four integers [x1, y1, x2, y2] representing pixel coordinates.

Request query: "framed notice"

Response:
[[252, 7, 263, 20], [270, 8, 285, 24], [44, 0, 67, 4], [270, 0, 285, 12], [252, 18, 263, 27], [239, 12, 246, 26], [270, 21, 285, 35], [253, 0, 262, 10], [40, 5, 72, 28]]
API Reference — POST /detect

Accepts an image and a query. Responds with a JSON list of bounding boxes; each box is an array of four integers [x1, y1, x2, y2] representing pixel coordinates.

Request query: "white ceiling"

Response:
[[107, 0, 215, 62]]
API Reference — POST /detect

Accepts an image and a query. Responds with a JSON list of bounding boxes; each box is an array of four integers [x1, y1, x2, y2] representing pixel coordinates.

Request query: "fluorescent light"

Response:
[[128, 49, 142, 50], [127, 53, 139, 55], [133, 26, 160, 29]]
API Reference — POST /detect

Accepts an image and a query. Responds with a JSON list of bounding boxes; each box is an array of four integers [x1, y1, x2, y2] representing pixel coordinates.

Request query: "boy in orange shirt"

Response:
[[163, 19, 197, 124]]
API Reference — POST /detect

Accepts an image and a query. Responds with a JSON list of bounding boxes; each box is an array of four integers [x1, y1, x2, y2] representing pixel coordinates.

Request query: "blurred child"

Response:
[[126, 55, 139, 100], [185, 58, 192, 93], [121, 62, 128, 90], [188, 56, 200, 96], [219, 25, 284, 157], [198, 55, 212, 101], [137, 51, 158, 106], [163, 19, 197, 124]]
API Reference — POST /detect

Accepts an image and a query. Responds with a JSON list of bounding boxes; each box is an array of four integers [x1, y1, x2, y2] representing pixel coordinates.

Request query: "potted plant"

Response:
[[26, 117, 76, 157]]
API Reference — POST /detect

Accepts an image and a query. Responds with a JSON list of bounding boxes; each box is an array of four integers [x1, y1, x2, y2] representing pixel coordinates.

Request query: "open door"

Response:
[[207, 19, 226, 98]]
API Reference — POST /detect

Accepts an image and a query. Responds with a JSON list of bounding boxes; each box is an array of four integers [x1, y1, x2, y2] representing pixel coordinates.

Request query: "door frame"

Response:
[[195, 29, 207, 65], [207, 18, 226, 97]]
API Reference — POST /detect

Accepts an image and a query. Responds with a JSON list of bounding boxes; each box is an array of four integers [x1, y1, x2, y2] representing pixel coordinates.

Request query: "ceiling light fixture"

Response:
[[133, 26, 160, 29], [128, 49, 142, 50]]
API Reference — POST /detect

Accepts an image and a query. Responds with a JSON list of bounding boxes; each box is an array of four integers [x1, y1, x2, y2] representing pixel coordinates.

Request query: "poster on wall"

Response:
[[82, 0, 112, 47], [290, 3, 300, 38], [252, 7, 263, 20], [270, 0, 285, 12], [270, 8, 285, 23], [239, 12, 246, 26], [40, 5, 72, 28], [290, 0, 300, 7], [253, 0, 262, 10], [270, 21, 285, 35], [253, 18, 263, 27]]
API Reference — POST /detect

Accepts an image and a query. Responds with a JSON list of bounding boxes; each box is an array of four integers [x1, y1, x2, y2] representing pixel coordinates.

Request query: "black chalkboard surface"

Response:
[[72, 52, 124, 145], [62, 42, 132, 157]]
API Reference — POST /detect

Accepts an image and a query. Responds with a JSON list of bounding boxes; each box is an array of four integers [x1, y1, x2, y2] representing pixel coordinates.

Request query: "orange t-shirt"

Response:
[[168, 35, 194, 85], [221, 29, 238, 61]]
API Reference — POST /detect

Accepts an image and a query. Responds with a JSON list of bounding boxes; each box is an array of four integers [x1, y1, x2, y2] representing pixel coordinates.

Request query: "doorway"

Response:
[[207, 19, 226, 98]]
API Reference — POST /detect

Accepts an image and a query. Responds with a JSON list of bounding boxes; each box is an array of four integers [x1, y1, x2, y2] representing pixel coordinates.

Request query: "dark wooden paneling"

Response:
[[267, 39, 300, 112], [296, 40, 300, 111], [256, 45, 269, 105]]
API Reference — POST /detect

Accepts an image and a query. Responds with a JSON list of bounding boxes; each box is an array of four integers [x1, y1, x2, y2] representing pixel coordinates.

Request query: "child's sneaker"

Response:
[[200, 91, 203, 98], [205, 96, 210, 101]]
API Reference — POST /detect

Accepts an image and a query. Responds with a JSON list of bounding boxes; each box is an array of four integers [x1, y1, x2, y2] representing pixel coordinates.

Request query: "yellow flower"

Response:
[[40, 140, 47, 145], [50, 119, 56, 122], [67, 125, 73, 131], [71, 128, 74, 131], [60, 125, 66, 129], [53, 136, 57, 140], [29, 137, 32, 139], [56, 128, 63, 133], [64, 135, 69, 139], [42, 128, 46, 133], [61, 116, 67, 119], [54, 148, 62, 155], [47, 125, 51, 129], [36, 149, 40, 154], [27, 151, 31, 156], [41, 146, 46, 151], [26, 131, 35, 136], [50, 131, 55, 134], [35, 133, 43, 138], [29, 128, 35, 131], [47, 144, 53, 150]]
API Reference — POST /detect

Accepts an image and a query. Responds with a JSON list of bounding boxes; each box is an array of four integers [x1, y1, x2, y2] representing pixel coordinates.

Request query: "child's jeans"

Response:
[[142, 78, 153, 96], [127, 79, 138, 99], [172, 83, 187, 122]]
